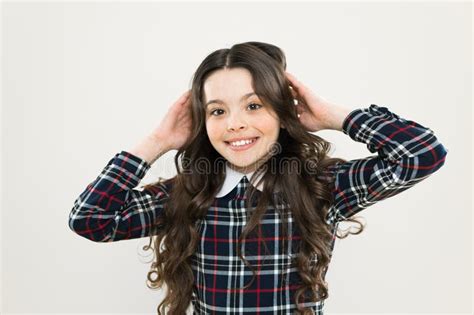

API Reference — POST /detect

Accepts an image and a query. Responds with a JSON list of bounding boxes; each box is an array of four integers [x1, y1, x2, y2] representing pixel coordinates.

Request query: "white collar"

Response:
[[215, 162, 264, 198]]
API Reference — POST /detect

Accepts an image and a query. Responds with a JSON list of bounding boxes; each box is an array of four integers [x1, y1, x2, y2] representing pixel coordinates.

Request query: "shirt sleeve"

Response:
[[68, 150, 171, 242], [325, 104, 448, 225]]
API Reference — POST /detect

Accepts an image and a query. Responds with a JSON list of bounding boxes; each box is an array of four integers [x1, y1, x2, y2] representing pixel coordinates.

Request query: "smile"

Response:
[[225, 137, 259, 151]]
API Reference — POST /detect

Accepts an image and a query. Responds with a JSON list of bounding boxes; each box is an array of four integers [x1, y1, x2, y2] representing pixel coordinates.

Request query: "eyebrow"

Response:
[[205, 92, 257, 107]]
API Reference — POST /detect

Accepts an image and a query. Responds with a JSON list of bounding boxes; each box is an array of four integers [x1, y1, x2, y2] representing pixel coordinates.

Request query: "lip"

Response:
[[225, 137, 259, 151]]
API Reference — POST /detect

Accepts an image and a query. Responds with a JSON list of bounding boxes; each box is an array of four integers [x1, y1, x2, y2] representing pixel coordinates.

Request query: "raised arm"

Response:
[[68, 150, 172, 242], [324, 104, 448, 224], [284, 72, 448, 224], [68, 90, 192, 242]]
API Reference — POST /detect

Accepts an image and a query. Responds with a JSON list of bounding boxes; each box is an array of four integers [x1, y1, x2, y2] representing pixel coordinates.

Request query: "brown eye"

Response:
[[248, 103, 262, 110], [210, 109, 224, 116]]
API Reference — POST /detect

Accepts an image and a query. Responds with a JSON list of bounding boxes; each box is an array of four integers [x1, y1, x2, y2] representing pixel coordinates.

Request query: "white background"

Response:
[[1, 1, 472, 314]]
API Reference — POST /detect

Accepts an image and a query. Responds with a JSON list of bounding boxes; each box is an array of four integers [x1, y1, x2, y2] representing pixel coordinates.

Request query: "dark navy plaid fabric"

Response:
[[69, 104, 448, 314]]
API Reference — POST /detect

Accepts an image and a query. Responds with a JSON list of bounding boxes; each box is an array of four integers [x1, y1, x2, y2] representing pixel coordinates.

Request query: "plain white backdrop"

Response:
[[1, 1, 472, 314]]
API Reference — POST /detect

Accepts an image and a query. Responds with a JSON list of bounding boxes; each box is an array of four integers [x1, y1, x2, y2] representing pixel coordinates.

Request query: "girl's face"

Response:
[[204, 67, 282, 174]]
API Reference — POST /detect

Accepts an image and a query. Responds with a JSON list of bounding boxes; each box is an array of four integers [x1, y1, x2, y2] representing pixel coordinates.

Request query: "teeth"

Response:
[[229, 138, 256, 147]]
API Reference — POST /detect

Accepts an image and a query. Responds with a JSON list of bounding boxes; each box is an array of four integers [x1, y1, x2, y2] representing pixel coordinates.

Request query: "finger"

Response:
[[179, 90, 192, 102], [285, 71, 295, 84], [289, 86, 298, 100], [285, 71, 296, 82], [285, 72, 300, 89], [296, 105, 305, 118], [177, 94, 192, 109], [295, 103, 305, 115], [286, 72, 306, 96], [287, 80, 300, 103]]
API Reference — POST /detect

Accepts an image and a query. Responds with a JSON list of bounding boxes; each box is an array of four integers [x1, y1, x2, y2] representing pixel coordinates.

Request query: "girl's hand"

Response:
[[150, 90, 193, 151], [285, 71, 339, 132]]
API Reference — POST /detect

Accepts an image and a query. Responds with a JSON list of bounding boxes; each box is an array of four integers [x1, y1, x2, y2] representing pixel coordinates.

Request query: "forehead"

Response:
[[203, 68, 255, 101]]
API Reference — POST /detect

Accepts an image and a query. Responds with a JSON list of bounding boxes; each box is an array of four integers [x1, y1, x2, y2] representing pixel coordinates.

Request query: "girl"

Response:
[[69, 41, 448, 315]]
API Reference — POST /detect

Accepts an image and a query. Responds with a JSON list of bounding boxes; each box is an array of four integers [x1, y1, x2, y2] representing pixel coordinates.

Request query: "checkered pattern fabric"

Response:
[[69, 104, 448, 314]]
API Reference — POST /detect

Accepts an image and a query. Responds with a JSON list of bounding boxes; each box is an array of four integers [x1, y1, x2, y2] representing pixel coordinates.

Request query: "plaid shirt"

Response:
[[69, 104, 448, 314]]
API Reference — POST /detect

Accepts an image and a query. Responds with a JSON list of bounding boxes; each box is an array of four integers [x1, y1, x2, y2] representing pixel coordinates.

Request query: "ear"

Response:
[[280, 122, 286, 129]]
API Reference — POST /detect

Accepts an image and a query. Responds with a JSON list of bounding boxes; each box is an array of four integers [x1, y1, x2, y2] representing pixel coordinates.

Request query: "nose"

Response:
[[226, 114, 247, 131]]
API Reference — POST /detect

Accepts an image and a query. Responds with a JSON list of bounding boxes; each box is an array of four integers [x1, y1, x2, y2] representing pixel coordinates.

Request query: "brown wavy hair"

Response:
[[141, 41, 365, 314]]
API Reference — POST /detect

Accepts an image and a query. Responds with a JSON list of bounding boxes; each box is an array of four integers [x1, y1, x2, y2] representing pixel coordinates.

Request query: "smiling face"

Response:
[[204, 67, 282, 174]]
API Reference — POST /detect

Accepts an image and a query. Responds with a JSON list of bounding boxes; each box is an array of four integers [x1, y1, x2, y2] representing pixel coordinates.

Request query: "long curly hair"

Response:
[[141, 41, 365, 314]]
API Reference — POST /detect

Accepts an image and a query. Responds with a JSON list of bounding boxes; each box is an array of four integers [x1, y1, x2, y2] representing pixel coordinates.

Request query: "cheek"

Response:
[[254, 116, 280, 136], [205, 121, 222, 142]]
